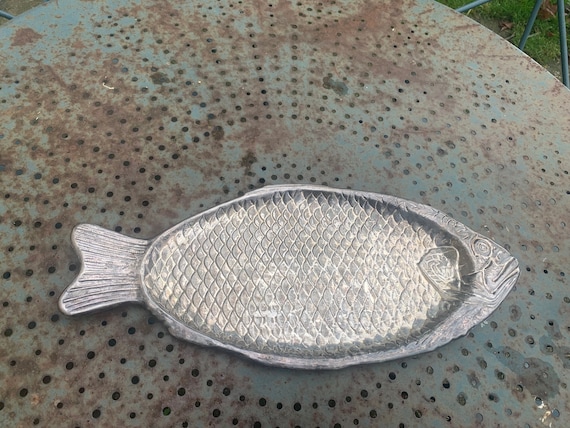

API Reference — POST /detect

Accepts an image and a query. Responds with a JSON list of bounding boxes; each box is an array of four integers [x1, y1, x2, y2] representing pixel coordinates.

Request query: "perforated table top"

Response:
[[1, 0, 569, 426]]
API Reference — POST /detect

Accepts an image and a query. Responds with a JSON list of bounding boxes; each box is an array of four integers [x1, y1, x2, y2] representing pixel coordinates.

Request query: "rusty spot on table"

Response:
[[11, 28, 43, 47]]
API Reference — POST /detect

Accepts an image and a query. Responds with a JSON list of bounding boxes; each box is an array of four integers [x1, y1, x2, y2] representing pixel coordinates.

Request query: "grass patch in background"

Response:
[[0, 0, 45, 18], [437, 0, 569, 72]]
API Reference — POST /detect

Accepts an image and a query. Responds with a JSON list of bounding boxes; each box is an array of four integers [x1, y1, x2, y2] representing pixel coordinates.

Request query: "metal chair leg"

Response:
[[518, 0, 543, 50], [455, 0, 493, 13], [0, 10, 15, 20], [556, 0, 569, 87]]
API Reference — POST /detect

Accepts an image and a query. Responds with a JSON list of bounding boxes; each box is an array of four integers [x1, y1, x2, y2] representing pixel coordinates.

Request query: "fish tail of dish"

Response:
[[59, 224, 149, 316]]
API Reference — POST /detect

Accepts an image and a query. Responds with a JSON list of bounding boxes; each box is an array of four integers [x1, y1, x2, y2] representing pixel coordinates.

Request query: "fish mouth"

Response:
[[481, 255, 520, 298]]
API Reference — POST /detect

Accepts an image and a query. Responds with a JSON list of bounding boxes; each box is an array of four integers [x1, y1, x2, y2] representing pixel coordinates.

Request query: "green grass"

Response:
[[0, 0, 45, 18], [437, 0, 569, 67]]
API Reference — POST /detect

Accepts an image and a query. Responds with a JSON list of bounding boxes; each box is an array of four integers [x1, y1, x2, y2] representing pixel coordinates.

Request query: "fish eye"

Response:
[[472, 238, 492, 257]]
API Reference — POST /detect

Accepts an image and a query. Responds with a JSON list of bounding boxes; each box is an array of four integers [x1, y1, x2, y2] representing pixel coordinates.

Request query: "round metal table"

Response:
[[1, 0, 569, 426]]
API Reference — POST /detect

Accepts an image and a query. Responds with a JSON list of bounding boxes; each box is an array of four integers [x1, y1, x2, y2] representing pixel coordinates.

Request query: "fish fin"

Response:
[[59, 224, 149, 315]]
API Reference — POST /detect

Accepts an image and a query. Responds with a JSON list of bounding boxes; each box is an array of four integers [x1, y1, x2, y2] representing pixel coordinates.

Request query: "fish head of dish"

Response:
[[466, 236, 520, 302], [418, 234, 519, 314]]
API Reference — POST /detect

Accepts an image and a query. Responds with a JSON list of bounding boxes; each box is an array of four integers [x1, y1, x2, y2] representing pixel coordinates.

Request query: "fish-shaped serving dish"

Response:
[[60, 185, 519, 369]]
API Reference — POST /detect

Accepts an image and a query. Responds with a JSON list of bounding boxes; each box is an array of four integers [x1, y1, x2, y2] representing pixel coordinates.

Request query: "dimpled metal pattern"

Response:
[[1, 0, 570, 426], [145, 188, 446, 358]]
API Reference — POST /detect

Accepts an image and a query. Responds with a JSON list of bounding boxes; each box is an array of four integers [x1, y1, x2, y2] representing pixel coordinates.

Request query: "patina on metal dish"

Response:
[[59, 185, 519, 369]]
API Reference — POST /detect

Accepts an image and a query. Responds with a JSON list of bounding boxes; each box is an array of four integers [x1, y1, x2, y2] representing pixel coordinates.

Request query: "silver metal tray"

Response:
[[60, 185, 519, 368]]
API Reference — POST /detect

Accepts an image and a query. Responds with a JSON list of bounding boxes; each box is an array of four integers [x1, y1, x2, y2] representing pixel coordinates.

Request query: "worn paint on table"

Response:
[[0, 0, 569, 426]]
